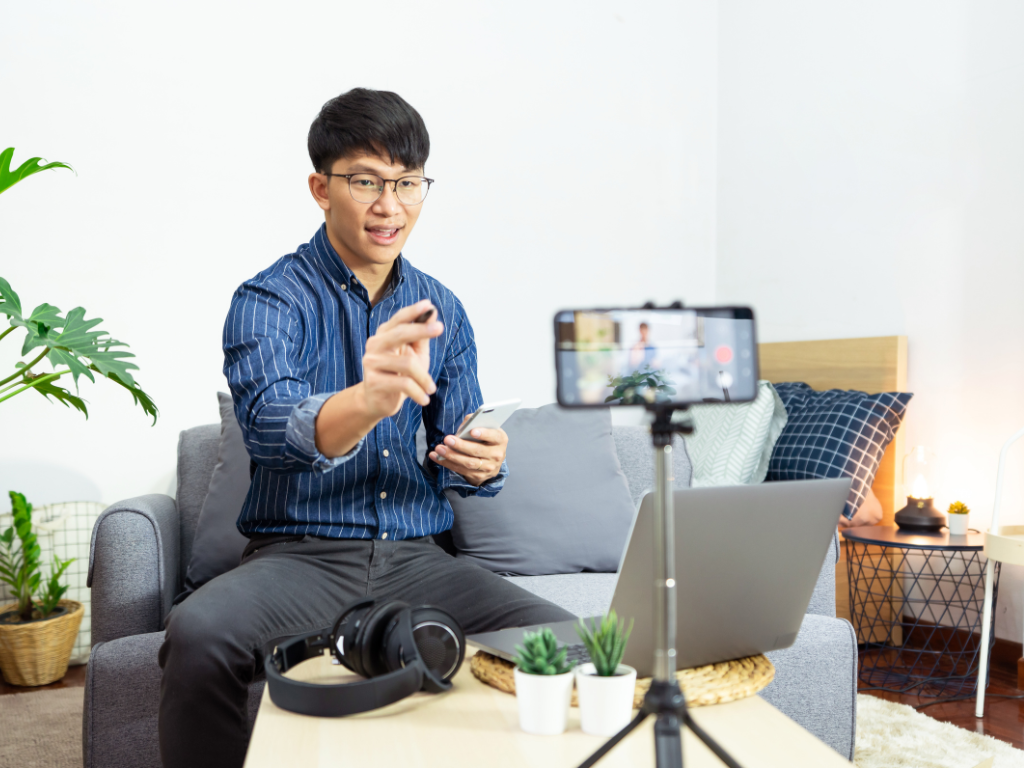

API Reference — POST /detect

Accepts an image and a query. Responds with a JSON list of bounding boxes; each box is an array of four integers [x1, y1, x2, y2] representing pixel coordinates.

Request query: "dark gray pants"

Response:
[[158, 535, 574, 768]]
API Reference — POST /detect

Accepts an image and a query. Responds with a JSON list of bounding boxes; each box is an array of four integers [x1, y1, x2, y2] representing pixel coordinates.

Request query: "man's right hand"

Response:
[[358, 299, 444, 420], [315, 300, 444, 459]]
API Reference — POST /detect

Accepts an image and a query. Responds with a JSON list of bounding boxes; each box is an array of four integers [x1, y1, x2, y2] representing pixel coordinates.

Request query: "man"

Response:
[[628, 321, 658, 369], [158, 88, 574, 768]]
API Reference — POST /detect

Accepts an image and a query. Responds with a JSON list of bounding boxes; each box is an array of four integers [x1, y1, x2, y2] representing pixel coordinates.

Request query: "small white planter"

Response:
[[947, 514, 970, 535], [575, 663, 638, 736], [514, 668, 574, 735]]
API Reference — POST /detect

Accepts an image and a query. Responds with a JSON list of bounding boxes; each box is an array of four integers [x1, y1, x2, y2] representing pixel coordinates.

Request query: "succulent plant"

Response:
[[948, 501, 970, 515], [513, 627, 574, 676], [576, 610, 634, 677]]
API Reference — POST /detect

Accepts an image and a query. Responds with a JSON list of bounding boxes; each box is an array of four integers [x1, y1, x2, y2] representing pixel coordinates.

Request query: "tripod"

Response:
[[576, 406, 744, 768]]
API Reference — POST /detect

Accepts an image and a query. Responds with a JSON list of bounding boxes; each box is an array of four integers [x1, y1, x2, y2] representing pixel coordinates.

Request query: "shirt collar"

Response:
[[306, 223, 407, 296]]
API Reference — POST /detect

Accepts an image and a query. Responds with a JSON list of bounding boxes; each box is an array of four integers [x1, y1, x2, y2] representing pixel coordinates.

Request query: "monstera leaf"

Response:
[[0, 278, 157, 423], [0, 147, 73, 197], [0, 149, 156, 424]]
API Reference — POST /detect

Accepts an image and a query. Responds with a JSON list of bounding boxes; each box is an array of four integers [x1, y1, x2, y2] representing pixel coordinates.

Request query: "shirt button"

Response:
[[382, 532, 388, 540], [380, 491, 387, 499], [341, 283, 347, 291], [383, 449, 389, 458]]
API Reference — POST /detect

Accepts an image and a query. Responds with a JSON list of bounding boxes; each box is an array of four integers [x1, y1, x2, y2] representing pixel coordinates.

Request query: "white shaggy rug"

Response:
[[856, 694, 1024, 768]]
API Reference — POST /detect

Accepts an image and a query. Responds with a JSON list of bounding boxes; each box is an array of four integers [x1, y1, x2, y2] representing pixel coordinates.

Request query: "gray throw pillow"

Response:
[[447, 404, 637, 576], [178, 392, 251, 602]]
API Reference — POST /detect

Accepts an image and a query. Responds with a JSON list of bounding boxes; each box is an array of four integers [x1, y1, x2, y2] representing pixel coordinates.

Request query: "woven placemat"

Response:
[[470, 651, 774, 708]]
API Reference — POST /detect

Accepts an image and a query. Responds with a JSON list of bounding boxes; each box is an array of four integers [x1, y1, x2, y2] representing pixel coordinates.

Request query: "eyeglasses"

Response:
[[323, 173, 434, 206]]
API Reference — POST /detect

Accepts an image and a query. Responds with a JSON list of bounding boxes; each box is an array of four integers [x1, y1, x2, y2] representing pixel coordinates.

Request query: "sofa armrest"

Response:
[[88, 494, 180, 644], [805, 530, 839, 619]]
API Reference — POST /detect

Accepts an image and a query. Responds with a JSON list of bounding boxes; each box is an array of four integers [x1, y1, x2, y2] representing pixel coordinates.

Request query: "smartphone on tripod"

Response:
[[554, 306, 758, 408]]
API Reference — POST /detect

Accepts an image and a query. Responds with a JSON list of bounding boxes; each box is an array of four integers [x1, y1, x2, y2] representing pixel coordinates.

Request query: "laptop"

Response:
[[468, 478, 850, 676]]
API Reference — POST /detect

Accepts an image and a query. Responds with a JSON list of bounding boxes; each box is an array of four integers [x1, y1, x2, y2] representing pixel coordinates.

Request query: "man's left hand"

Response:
[[429, 417, 508, 487]]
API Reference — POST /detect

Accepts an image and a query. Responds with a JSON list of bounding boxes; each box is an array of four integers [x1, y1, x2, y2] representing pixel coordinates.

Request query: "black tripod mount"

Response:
[[576, 405, 744, 768]]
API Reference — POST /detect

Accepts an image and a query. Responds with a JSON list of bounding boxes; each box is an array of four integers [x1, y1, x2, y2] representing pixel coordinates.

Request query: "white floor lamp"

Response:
[[975, 425, 1024, 718]]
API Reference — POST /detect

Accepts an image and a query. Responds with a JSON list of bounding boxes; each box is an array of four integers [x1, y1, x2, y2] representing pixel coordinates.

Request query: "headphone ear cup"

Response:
[[331, 598, 375, 675], [385, 606, 465, 685], [356, 601, 408, 679]]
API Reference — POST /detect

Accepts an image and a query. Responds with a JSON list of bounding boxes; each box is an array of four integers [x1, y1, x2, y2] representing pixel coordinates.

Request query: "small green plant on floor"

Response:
[[0, 148, 157, 422], [576, 610, 634, 676], [513, 627, 575, 675], [947, 501, 970, 515], [0, 491, 75, 622]]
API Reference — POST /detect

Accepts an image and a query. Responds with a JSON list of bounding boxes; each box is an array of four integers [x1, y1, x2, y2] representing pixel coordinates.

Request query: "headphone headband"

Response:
[[264, 599, 461, 718]]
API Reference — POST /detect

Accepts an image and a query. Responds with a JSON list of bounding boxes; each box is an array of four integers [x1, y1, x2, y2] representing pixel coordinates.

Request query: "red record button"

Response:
[[714, 345, 733, 364]]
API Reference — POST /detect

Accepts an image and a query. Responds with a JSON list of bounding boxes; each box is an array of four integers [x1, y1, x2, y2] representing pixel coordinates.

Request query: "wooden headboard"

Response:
[[758, 336, 909, 525]]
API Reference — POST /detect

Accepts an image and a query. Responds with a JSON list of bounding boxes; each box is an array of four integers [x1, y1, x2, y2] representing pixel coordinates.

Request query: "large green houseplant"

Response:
[[0, 148, 158, 685], [0, 148, 157, 421]]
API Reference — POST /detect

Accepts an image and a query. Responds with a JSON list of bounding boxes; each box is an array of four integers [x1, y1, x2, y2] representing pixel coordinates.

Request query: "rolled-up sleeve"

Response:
[[422, 304, 508, 498], [223, 281, 363, 473]]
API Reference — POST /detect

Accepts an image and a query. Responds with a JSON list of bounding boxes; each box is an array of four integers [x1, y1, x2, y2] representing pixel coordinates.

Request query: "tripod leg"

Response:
[[576, 711, 649, 768], [654, 711, 684, 768]]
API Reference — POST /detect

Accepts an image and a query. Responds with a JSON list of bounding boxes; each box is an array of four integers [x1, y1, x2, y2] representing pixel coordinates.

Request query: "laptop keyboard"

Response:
[[565, 644, 592, 666]]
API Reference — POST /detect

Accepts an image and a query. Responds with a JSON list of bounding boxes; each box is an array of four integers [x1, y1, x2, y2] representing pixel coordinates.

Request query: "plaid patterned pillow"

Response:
[[768, 383, 913, 519]]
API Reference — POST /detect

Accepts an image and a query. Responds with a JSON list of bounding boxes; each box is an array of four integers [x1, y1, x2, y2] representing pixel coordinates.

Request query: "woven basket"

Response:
[[470, 650, 775, 708], [0, 600, 84, 686]]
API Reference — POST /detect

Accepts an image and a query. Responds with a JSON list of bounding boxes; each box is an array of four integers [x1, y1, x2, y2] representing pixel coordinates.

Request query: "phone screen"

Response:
[[554, 307, 758, 407]]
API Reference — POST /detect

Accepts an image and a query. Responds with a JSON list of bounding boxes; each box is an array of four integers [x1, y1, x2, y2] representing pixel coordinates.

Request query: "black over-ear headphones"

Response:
[[265, 598, 465, 717]]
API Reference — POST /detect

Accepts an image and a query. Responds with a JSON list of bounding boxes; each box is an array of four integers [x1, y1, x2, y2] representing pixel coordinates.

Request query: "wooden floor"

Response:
[[0, 662, 86, 696], [860, 658, 1024, 750], [3, 659, 1024, 751]]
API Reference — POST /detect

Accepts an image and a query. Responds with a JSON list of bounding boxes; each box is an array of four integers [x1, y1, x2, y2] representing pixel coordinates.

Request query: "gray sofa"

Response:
[[85, 423, 857, 768]]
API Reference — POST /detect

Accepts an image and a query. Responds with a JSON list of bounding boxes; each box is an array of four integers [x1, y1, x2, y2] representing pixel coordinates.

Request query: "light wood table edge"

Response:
[[244, 646, 850, 767]]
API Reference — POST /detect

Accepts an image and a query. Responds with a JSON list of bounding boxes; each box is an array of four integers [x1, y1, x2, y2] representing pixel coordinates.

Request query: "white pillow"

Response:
[[683, 380, 787, 487]]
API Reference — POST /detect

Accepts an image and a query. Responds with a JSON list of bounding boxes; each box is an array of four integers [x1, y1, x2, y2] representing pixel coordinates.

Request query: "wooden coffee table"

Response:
[[244, 646, 849, 768]]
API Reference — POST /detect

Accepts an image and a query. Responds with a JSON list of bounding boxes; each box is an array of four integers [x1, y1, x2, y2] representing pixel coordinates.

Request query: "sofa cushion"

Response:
[[503, 573, 617, 618], [768, 383, 912, 520], [684, 380, 787, 487], [610, 425, 693, 510], [448, 404, 636, 576], [178, 393, 251, 602]]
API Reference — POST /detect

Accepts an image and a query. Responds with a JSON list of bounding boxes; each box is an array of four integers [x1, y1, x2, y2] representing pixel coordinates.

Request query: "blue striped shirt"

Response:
[[223, 224, 507, 540]]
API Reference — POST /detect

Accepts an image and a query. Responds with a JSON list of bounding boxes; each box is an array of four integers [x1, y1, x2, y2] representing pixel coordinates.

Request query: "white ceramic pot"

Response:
[[514, 668, 574, 735], [947, 514, 970, 535], [574, 663, 638, 736]]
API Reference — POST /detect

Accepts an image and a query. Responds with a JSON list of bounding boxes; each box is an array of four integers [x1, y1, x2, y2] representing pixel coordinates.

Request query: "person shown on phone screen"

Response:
[[629, 321, 659, 369], [156, 89, 576, 768]]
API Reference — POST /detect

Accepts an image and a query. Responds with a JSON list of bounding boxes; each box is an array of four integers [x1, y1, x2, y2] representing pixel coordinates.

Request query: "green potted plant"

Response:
[[605, 366, 677, 406], [947, 501, 970, 536], [0, 491, 82, 686], [0, 148, 157, 420], [512, 627, 576, 735], [0, 148, 157, 686], [574, 610, 636, 735]]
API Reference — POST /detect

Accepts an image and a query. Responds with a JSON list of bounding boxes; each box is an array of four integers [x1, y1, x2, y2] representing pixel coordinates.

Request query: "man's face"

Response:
[[309, 152, 425, 270]]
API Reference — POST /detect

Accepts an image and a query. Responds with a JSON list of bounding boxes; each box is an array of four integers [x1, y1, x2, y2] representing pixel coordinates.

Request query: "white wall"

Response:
[[0, 1, 719, 506], [717, 1, 1024, 641]]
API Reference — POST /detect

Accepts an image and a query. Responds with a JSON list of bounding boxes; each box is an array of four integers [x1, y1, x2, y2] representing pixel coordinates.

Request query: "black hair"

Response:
[[308, 88, 430, 173]]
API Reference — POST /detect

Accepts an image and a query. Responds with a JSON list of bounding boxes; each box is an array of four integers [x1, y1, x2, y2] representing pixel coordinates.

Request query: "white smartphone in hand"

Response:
[[456, 399, 522, 442]]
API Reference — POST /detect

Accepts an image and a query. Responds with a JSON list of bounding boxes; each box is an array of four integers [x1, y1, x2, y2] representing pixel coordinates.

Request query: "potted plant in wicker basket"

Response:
[[512, 627, 576, 735], [575, 610, 636, 736], [0, 491, 82, 686]]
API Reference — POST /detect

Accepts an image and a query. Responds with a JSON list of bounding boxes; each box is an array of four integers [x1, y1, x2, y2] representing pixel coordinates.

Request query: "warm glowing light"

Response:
[[911, 473, 930, 499]]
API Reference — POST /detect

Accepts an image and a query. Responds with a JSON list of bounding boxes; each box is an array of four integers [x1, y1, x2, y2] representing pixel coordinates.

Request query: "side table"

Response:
[[842, 525, 1001, 699]]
